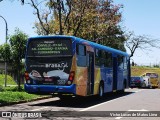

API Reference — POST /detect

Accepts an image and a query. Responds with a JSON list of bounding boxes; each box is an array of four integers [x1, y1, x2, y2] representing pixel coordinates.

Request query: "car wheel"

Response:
[[141, 83, 146, 88], [149, 85, 152, 89]]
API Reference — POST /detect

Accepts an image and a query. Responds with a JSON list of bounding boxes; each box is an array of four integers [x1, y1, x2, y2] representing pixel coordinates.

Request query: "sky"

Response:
[[0, 0, 160, 66]]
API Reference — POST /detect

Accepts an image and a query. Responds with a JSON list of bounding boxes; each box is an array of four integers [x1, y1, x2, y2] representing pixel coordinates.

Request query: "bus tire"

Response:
[[121, 80, 126, 92], [99, 83, 104, 98], [118, 89, 125, 94], [118, 81, 125, 94], [59, 96, 71, 101]]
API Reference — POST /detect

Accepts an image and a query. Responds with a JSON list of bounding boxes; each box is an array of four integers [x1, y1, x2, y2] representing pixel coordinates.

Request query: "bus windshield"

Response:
[[27, 38, 72, 57]]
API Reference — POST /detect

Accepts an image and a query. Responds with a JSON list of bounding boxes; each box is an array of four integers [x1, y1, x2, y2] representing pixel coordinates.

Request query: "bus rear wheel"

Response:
[[59, 95, 72, 101]]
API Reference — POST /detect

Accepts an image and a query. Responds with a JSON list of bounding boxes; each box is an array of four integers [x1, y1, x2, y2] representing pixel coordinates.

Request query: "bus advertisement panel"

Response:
[[26, 38, 72, 86]]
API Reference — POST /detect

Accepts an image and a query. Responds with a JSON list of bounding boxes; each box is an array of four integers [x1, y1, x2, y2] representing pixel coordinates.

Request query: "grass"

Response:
[[0, 85, 50, 105], [0, 91, 42, 104], [131, 66, 160, 77], [0, 74, 50, 105], [0, 85, 24, 92], [0, 74, 17, 86]]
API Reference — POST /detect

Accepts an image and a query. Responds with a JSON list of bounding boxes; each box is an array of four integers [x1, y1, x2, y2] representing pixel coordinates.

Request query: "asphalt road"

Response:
[[0, 88, 160, 120]]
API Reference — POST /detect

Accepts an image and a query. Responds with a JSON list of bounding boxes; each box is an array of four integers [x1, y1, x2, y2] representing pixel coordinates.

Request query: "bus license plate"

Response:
[[57, 80, 66, 85], [45, 78, 52, 82]]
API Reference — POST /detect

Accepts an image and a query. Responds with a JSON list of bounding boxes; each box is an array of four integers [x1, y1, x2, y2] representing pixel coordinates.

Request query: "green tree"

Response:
[[0, 43, 11, 87], [25, 0, 126, 51], [0, 43, 11, 62], [9, 28, 28, 90]]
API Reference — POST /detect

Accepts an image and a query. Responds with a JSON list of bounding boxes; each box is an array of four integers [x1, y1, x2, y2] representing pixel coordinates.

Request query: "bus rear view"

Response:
[[24, 36, 76, 96], [146, 73, 159, 88], [24, 35, 130, 99]]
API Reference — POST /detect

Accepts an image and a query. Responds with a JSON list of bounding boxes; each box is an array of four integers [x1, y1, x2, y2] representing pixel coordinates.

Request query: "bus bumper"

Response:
[[24, 84, 76, 95]]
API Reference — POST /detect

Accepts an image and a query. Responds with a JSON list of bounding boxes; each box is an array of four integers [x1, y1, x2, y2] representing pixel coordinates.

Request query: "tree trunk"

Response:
[[58, 0, 63, 35], [17, 60, 21, 91]]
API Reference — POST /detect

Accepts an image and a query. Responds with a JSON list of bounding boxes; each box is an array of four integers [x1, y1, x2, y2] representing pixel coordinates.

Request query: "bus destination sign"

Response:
[[28, 39, 72, 56]]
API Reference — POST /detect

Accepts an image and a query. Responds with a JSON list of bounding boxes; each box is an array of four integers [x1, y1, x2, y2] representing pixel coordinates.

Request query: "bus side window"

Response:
[[76, 44, 86, 56], [124, 57, 127, 69], [95, 49, 101, 66], [118, 55, 124, 69], [100, 50, 105, 67], [105, 52, 112, 67], [76, 44, 87, 67]]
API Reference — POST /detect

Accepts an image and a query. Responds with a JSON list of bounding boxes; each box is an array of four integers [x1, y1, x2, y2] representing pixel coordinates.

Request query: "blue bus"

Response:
[[24, 35, 130, 99]]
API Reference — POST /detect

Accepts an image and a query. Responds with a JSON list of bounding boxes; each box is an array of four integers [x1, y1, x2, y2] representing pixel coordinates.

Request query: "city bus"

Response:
[[24, 35, 130, 99], [141, 72, 159, 88]]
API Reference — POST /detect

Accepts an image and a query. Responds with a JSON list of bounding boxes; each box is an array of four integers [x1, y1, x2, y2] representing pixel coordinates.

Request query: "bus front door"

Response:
[[87, 52, 94, 95]]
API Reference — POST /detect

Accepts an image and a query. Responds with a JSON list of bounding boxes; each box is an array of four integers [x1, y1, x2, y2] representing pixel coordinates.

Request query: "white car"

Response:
[[142, 76, 152, 88]]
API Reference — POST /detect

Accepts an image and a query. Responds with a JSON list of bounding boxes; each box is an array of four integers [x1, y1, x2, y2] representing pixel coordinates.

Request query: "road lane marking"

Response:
[[115, 117, 122, 119], [128, 109, 149, 111], [134, 89, 144, 93], [31, 107, 49, 111], [80, 97, 124, 111], [80, 89, 144, 111]]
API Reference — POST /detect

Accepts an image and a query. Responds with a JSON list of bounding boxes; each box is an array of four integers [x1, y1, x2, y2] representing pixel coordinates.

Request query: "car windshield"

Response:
[[131, 77, 141, 80], [146, 73, 158, 78]]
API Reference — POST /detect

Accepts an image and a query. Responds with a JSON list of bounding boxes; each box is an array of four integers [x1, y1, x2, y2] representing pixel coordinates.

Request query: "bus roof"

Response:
[[28, 35, 129, 57]]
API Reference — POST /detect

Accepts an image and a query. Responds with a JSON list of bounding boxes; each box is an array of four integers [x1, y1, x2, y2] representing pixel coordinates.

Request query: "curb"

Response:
[[0, 96, 52, 107]]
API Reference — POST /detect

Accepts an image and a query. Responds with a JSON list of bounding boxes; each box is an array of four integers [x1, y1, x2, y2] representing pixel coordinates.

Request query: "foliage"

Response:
[[0, 28, 28, 72], [9, 28, 28, 90], [0, 84, 49, 105], [0, 86, 24, 92], [0, 86, 48, 105], [0, 74, 16, 86], [0, 28, 27, 87], [0, 91, 41, 104], [131, 66, 160, 78], [0, 85, 49, 104], [9, 28, 28, 62], [153, 64, 160, 68], [0, 43, 11, 62], [26, 0, 126, 51], [125, 32, 160, 58]]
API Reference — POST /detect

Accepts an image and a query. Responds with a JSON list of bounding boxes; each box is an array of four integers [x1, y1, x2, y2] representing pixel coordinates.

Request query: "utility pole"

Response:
[[0, 15, 8, 87]]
